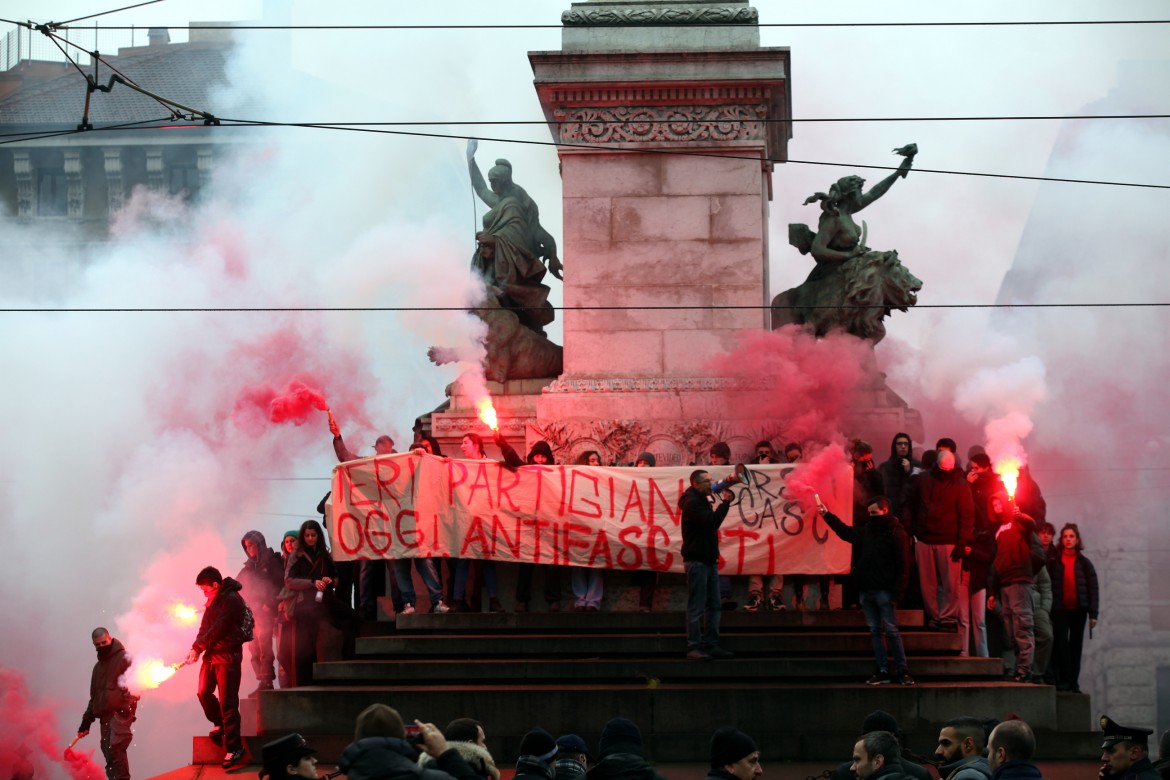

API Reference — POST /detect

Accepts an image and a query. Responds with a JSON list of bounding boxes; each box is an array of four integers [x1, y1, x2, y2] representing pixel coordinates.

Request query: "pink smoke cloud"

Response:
[[0, 666, 104, 780]]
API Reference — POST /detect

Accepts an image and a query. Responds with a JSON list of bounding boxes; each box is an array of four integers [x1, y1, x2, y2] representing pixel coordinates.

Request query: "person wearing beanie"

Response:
[[515, 728, 559, 780], [587, 718, 666, 780], [339, 705, 481, 780], [708, 727, 761, 780]]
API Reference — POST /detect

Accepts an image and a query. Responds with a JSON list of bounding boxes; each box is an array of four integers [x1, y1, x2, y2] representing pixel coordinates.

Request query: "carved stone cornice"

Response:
[[553, 103, 766, 144], [562, 5, 757, 26], [544, 376, 770, 393]]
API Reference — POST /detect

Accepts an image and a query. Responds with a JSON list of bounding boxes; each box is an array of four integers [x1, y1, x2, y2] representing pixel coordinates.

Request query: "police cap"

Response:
[[1100, 715, 1153, 749]]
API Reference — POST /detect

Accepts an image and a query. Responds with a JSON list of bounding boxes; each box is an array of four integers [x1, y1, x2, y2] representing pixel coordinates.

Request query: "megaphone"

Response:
[[711, 463, 752, 493]]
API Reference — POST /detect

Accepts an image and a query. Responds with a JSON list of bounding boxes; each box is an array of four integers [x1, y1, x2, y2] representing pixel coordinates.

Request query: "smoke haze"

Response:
[[1, 1, 1168, 775]]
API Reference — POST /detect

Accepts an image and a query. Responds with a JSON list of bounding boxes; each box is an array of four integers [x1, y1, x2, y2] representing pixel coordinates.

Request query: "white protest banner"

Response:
[[329, 453, 854, 575]]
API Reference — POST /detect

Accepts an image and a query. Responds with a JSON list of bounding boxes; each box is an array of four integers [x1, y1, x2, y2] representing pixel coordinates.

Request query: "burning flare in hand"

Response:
[[476, 398, 498, 431], [996, 457, 1021, 500], [168, 601, 199, 626], [133, 658, 178, 690]]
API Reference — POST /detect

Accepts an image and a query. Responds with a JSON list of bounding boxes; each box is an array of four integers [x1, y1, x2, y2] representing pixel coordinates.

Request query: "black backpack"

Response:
[[239, 603, 256, 644]]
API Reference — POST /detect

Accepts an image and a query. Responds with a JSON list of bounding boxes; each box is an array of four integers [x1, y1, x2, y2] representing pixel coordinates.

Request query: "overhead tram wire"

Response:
[[2, 303, 1167, 314], [47, 0, 167, 28], [16, 20, 1170, 32]]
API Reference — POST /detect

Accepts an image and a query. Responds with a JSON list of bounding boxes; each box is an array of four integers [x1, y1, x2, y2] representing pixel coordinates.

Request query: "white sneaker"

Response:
[[433, 600, 450, 614], [401, 603, 416, 615]]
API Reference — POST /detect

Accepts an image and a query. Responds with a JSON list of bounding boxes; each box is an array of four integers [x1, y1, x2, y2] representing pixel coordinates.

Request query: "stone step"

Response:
[[356, 630, 962, 657], [311, 655, 1004, 683], [245, 684, 1098, 763], [385, 608, 928, 634]]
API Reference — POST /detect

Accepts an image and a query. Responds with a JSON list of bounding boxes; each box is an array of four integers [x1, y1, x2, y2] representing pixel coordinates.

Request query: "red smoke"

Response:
[[705, 325, 873, 445], [785, 443, 850, 512], [235, 377, 330, 427], [0, 666, 104, 780]]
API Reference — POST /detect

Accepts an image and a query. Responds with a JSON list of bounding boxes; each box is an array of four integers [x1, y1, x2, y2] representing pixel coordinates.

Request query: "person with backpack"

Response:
[[986, 491, 1037, 683], [185, 565, 252, 769], [238, 530, 285, 694]]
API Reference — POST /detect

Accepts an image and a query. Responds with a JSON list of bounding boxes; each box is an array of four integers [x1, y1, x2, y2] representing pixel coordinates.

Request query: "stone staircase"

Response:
[[194, 609, 1099, 766]]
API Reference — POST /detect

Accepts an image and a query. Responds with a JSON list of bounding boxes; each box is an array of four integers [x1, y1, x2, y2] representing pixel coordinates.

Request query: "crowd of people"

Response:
[[253, 707, 1170, 780]]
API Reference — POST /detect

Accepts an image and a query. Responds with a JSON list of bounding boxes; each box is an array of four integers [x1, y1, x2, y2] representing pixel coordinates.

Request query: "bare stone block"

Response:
[[563, 197, 613, 242], [663, 329, 739, 373], [613, 195, 710, 241], [564, 330, 663, 375], [661, 154, 762, 196], [713, 285, 767, 330], [711, 194, 765, 241], [566, 284, 713, 331], [562, 154, 661, 198]]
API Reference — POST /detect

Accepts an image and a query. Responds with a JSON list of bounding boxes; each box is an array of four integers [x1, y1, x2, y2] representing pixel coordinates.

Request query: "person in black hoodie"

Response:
[[184, 565, 249, 768], [499, 437, 564, 613], [238, 530, 284, 693], [879, 432, 919, 523], [339, 703, 481, 780], [284, 519, 338, 687], [819, 496, 915, 686], [681, 470, 736, 660], [77, 628, 137, 780]]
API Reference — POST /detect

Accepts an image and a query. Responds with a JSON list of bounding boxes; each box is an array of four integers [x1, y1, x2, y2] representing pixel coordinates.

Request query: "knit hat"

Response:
[[283, 529, 298, 543], [518, 728, 558, 762], [709, 727, 757, 768], [635, 452, 656, 467], [598, 717, 644, 758], [354, 703, 405, 741], [861, 710, 899, 735]]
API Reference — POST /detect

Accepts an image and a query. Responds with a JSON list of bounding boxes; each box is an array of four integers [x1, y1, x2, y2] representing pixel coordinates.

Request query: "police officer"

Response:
[[1100, 716, 1160, 779]]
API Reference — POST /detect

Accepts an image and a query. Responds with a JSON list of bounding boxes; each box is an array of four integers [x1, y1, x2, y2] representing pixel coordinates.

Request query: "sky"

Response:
[[0, 1, 1168, 777]]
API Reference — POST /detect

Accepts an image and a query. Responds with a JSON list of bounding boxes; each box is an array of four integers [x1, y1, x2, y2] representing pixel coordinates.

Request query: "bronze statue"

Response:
[[468, 139, 562, 336], [772, 144, 922, 343]]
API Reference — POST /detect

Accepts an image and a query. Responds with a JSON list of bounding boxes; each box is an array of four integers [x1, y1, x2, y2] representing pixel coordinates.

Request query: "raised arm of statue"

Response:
[[467, 140, 500, 209], [854, 144, 915, 213]]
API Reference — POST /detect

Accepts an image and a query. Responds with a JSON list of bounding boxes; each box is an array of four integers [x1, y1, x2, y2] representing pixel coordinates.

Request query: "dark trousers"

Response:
[[197, 657, 242, 752], [247, 610, 275, 684], [99, 707, 135, 780], [290, 613, 323, 687], [515, 563, 562, 605], [1052, 607, 1089, 689]]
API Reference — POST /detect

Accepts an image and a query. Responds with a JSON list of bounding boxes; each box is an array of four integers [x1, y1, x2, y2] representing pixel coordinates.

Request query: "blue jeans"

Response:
[[860, 589, 908, 673], [394, 558, 443, 606], [453, 559, 498, 603], [685, 560, 721, 651], [571, 567, 604, 609]]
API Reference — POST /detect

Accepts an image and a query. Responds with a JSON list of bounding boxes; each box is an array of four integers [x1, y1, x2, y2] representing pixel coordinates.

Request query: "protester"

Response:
[[237, 530, 284, 694], [1049, 522, 1099, 693], [633, 452, 659, 613], [424, 718, 499, 780], [708, 726, 762, 780], [339, 703, 480, 780], [554, 735, 592, 780], [515, 728, 559, 780], [284, 519, 337, 687], [451, 433, 503, 613], [935, 717, 992, 779], [501, 437, 564, 613], [850, 731, 912, 779], [682, 469, 736, 660], [570, 452, 605, 611], [276, 529, 298, 689], [185, 565, 249, 769], [986, 719, 1042, 779], [587, 718, 666, 780], [987, 492, 1037, 683], [77, 627, 137, 780]]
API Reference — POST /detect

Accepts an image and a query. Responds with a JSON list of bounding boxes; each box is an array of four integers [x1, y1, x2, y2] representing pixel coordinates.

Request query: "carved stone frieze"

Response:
[[544, 376, 769, 393], [562, 6, 757, 26], [554, 103, 767, 144]]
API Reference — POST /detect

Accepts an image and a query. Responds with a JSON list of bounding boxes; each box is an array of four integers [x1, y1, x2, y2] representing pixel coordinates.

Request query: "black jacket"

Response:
[[680, 486, 731, 565], [821, 510, 910, 598], [192, 577, 248, 663], [586, 754, 667, 780], [1049, 549, 1100, 619], [905, 465, 974, 545], [340, 737, 480, 780], [238, 530, 284, 614], [79, 637, 135, 732]]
